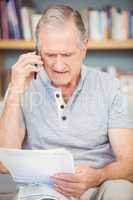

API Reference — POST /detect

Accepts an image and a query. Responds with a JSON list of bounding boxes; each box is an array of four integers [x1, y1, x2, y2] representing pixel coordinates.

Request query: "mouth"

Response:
[[53, 70, 68, 74]]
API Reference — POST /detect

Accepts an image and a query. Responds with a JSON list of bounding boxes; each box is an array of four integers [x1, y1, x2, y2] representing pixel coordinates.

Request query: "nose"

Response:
[[54, 54, 65, 72]]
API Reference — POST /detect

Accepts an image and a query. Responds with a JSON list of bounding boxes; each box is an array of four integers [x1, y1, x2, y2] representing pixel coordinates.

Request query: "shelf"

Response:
[[0, 40, 35, 50], [87, 40, 133, 50], [0, 39, 133, 50]]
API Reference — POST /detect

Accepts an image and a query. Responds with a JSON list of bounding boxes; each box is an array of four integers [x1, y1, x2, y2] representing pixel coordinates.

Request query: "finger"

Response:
[[21, 52, 36, 56], [54, 187, 72, 197], [12, 65, 40, 81], [12, 58, 43, 72], [23, 65, 41, 77], [52, 173, 80, 183], [18, 54, 42, 62], [13, 64, 41, 76], [55, 184, 85, 198], [19, 52, 37, 58], [54, 183, 76, 193], [17, 54, 42, 65], [52, 179, 78, 190], [20, 54, 42, 60], [21, 58, 43, 67]]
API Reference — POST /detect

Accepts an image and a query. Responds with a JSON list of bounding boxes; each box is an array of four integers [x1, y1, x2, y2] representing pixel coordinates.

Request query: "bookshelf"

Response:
[[0, 39, 133, 50]]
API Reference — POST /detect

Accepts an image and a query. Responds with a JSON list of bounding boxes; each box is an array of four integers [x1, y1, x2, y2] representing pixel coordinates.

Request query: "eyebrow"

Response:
[[43, 51, 75, 55]]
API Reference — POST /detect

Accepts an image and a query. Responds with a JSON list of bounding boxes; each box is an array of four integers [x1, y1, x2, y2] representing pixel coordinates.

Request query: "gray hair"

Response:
[[35, 4, 87, 49]]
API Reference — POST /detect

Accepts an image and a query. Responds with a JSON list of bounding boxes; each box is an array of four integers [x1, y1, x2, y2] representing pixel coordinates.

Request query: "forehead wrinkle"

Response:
[[42, 49, 76, 55]]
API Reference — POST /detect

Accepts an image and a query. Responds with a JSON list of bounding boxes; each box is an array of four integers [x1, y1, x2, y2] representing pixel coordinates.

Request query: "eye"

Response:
[[46, 53, 57, 57], [62, 53, 73, 57]]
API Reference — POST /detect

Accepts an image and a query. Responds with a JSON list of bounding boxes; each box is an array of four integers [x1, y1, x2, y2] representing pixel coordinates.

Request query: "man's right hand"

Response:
[[10, 52, 43, 94]]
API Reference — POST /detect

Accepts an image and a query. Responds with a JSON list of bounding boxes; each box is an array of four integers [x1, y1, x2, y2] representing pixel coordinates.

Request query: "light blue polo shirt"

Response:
[[19, 65, 133, 168]]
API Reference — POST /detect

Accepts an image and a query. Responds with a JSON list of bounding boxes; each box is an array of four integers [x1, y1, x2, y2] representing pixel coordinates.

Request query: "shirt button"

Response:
[[60, 105, 64, 109], [62, 116, 67, 120], [56, 94, 60, 98]]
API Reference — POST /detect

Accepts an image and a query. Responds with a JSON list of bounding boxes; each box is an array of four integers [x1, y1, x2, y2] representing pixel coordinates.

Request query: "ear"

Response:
[[82, 41, 88, 59]]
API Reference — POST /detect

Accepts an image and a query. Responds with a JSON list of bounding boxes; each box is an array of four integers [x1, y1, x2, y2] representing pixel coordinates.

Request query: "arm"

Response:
[[99, 128, 133, 182], [0, 70, 26, 173], [0, 89, 25, 149], [51, 128, 133, 198], [0, 52, 42, 172], [0, 89, 25, 173]]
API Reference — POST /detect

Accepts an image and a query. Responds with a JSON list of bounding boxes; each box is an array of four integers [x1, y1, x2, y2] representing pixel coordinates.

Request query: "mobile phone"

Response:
[[34, 47, 39, 79]]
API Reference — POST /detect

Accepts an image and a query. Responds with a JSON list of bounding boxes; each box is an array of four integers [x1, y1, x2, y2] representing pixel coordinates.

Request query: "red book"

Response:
[[0, 0, 10, 39]]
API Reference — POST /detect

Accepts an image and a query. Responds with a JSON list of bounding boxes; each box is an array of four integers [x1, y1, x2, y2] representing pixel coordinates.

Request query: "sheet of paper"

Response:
[[0, 148, 74, 185]]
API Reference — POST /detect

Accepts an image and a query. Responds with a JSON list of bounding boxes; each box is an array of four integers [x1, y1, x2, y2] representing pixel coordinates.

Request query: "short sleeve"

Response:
[[0, 87, 26, 129], [0, 88, 9, 117], [108, 79, 133, 128], [0, 102, 4, 117]]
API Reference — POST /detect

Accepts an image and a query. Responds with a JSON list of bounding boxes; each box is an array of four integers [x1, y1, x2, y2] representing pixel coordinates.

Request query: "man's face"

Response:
[[39, 21, 87, 88]]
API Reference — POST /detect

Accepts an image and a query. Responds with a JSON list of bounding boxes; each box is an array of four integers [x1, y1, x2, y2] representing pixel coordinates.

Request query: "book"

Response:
[[88, 9, 101, 40], [20, 7, 35, 40], [13, 0, 23, 39], [100, 10, 108, 40], [6, 0, 22, 39], [130, 11, 133, 38], [0, 0, 10, 39]]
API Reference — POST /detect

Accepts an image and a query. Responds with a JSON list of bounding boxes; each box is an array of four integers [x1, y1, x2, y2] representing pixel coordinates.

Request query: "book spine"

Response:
[[116, 8, 124, 40], [0, 1, 2, 39], [99, 10, 102, 40], [0, 0, 10, 39], [130, 11, 133, 38], [100, 10, 108, 40], [123, 10, 129, 40], [89, 9, 101, 40], [105, 6, 112, 39], [20, 7, 32, 40], [13, 0, 24, 39], [111, 6, 118, 40], [6, 0, 21, 39]]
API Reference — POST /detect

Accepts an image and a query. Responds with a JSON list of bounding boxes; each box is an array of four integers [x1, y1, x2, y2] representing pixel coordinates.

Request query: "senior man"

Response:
[[0, 4, 133, 200]]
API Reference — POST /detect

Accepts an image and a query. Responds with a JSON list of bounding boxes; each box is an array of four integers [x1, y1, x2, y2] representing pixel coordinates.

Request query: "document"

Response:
[[0, 148, 74, 185]]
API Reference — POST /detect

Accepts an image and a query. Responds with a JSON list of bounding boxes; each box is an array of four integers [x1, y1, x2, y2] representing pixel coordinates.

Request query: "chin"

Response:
[[52, 79, 70, 87]]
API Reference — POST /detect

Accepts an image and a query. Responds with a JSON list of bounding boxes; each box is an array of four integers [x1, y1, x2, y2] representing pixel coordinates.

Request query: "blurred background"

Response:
[[0, 0, 133, 119]]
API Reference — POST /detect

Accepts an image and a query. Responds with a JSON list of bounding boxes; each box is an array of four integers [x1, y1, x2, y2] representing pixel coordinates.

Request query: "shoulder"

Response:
[[84, 65, 120, 92]]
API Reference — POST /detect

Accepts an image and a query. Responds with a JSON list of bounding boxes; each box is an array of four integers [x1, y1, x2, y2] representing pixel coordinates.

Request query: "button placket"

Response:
[[54, 91, 66, 120], [54, 92, 70, 132]]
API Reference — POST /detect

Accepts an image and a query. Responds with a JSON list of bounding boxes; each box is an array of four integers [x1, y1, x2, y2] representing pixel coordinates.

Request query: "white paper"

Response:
[[0, 148, 74, 185]]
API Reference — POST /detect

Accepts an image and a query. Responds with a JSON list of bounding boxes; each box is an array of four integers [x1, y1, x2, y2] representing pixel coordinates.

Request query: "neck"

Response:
[[53, 75, 80, 103], [61, 82, 77, 103]]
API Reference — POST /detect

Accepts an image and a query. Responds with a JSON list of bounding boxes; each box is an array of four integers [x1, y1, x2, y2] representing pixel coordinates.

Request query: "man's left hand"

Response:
[[51, 165, 104, 198]]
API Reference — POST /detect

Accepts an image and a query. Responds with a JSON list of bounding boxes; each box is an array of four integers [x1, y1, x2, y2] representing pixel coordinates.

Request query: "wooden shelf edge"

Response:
[[87, 39, 133, 49], [0, 40, 35, 50], [0, 39, 133, 50]]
